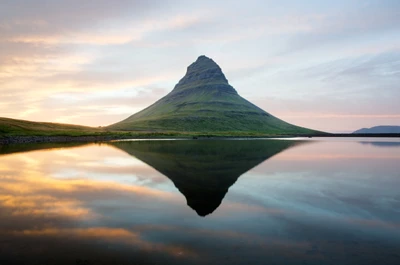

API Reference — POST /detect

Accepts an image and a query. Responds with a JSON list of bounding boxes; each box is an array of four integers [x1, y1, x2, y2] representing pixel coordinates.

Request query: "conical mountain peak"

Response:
[[188, 55, 223, 74], [108, 56, 317, 135], [172, 55, 232, 93]]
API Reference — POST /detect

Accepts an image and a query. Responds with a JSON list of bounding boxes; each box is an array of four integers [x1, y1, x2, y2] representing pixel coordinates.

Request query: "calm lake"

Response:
[[0, 138, 399, 265]]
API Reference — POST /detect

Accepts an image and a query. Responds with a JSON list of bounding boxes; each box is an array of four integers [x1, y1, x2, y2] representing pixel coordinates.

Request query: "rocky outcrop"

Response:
[[171, 55, 236, 94]]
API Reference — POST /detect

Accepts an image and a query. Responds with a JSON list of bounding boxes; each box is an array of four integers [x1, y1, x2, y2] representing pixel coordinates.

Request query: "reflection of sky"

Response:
[[0, 139, 400, 264], [227, 140, 400, 242]]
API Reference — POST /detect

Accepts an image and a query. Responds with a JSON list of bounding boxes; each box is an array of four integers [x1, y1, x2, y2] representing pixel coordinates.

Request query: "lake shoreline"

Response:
[[1, 133, 399, 145], [0, 135, 134, 145]]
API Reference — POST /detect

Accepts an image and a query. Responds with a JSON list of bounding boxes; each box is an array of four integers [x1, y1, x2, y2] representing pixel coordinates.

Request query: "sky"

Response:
[[0, 0, 399, 133]]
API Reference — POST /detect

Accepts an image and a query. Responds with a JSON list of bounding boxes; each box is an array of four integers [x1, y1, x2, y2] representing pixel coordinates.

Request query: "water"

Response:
[[0, 138, 399, 265]]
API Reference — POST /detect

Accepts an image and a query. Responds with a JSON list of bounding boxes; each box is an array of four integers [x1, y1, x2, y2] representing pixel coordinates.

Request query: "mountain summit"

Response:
[[109, 55, 316, 134], [171, 55, 232, 93]]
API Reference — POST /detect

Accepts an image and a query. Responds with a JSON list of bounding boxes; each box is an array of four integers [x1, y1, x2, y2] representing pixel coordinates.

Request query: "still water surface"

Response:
[[0, 138, 399, 265]]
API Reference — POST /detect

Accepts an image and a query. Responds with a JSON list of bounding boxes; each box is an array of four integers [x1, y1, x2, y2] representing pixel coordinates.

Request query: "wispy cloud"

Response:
[[0, 0, 399, 131]]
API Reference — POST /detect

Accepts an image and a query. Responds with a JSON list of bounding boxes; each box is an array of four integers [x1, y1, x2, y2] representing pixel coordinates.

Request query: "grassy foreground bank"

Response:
[[0, 117, 328, 145], [1, 117, 399, 145]]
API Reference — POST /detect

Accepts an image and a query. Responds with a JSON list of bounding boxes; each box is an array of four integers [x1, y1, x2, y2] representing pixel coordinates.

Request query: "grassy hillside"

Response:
[[0, 117, 103, 136], [0, 117, 195, 138], [109, 87, 317, 135], [0, 116, 320, 139], [109, 56, 321, 135]]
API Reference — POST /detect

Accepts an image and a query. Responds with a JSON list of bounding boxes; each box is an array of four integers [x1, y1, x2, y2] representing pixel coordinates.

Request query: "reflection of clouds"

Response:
[[131, 223, 310, 247], [1, 141, 400, 264], [250, 140, 400, 177], [214, 201, 287, 217], [359, 141, 400, 148], [1, 160, 177, 196], [49, 144, 171, 186], [10, 227, 198, 259], [226, 139, 400, 244], [0, 143, 313, 263], [345, 217, 400, 230], [275, 154, 400, 160], [270, 140, 400, 161], [0, 195, 92, 219], [0, 144, 181, 223], [1, 144, 172, 187], [0, 144, 199, 262], [218, 198, 400, 234]]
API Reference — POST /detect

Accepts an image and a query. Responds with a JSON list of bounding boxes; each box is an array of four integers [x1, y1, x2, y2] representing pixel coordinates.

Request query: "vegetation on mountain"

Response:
[[1, 56, 324, 139], [0, 117, 101, 136], [108, 56, 319, 135]]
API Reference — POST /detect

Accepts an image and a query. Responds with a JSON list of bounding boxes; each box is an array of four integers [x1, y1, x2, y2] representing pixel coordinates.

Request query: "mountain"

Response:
[[353, 126, 400, 134], [110, 139, 304, 216], [108, 56, 318, 135]]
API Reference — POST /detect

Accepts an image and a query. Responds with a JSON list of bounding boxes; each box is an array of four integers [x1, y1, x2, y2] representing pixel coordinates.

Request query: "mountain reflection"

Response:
[[358, 141, 400, 147], [1, 139, 400, 265], [110, 139, 302, 216]]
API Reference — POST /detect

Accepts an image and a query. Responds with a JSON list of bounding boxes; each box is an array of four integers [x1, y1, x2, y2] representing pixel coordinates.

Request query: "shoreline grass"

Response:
[[0, 116, 323, 138], [2, 117, 398, 145]]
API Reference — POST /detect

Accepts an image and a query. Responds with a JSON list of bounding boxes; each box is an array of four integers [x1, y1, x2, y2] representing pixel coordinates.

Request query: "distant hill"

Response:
[[353, 126, 400, 134], [108, 55, 319, 135], [0, 117, 100, 136]]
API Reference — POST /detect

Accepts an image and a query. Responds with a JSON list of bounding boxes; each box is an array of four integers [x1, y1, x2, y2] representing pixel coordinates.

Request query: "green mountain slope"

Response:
[[0, 117, 100, 136], [108, 56, 319, 135]]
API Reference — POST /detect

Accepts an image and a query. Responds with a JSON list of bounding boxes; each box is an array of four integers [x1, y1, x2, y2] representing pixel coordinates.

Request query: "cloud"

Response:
[[281, 1, 400, 53], [0, 0, 399, 130], [0, 0, 170, 38], [0, 86, 169, 125]]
